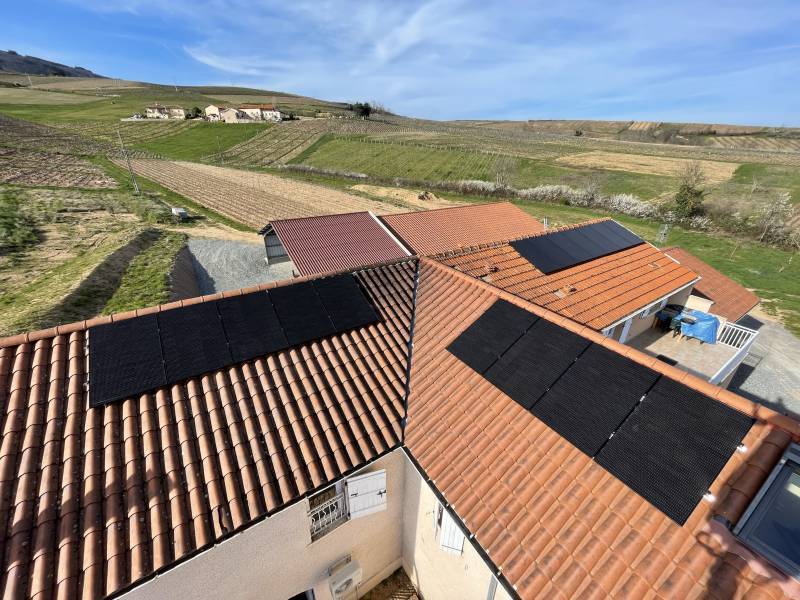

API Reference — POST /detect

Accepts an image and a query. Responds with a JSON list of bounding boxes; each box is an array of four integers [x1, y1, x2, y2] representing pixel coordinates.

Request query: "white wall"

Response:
[[121, 451, 406, 600], [621, 284, 696, 343], [401, 456, 512, 600]]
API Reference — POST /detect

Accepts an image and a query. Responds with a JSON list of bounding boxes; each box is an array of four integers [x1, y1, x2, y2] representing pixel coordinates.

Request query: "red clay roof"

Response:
[[437, 219, 700, 330], [380, 202, 544, 256], [0, 255, 798, 600], [238, 104, 278, 110], [665, 247, 760, 322], [0, 261, 415, 600], [406, 257, 800, 600], [269, 211, 410, 277]]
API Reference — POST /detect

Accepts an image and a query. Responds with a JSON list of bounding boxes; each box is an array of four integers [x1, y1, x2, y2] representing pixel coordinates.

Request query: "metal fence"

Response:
[[309, 492, 348, 540]]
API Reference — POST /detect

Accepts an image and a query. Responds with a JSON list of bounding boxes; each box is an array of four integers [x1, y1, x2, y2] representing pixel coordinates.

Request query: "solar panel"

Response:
[[531, 344, 661, 456], [596, 378, 753, 524], [313, 274, 380, 332], [510, 220, 645, 274], [159, 302, 233, 382], [448, 299, 538, 373], [88, 315, 166, 407], [217, 292, 288, 362], [484, 319, 590, 409], [270, 281, 336, 347]]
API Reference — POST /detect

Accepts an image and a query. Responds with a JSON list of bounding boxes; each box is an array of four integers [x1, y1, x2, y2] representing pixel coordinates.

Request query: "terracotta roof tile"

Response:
[[665, 247, 760, 322], [268, 211, 410, 276], [405, 257, 799, 600], [437, 219, 699, 330], [0, 260, 415, 599], [380, 202, 544, 256]]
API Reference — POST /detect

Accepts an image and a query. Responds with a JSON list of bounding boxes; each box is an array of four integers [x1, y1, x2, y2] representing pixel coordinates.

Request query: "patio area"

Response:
[[626, 327, 738, 381]]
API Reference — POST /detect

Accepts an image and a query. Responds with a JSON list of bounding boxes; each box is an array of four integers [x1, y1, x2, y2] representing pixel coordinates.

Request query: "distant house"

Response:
[[219, 107, 244, 123], [145, 104, 185, 119], [204, 104, 226, 121], [239, 103, 282, 122]]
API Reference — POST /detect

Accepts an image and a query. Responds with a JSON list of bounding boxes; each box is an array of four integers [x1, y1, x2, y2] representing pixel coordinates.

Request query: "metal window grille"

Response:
[[309, 492, 348, 540]]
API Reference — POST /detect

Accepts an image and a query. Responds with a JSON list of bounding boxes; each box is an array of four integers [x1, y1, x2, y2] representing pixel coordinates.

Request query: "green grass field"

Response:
[[132, 121, 271, 160], [293, 135, 677, 199], [0, 87, 104, 104]]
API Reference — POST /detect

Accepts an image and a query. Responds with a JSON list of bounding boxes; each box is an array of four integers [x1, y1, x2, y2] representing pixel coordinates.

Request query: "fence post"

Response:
[[117, 127, 140, 195]]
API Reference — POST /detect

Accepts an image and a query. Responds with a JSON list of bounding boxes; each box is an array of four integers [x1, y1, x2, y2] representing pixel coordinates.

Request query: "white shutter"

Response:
[[438, 508, 464, 555], [346, 469, 387, 519]]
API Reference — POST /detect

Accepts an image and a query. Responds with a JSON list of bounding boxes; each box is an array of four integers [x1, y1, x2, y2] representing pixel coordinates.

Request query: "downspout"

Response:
[[400, 259, 421, 443]]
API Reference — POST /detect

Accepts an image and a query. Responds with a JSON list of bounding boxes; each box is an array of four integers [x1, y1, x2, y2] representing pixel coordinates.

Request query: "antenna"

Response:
[[656, 223, 671, 245], [117, 127, 140, 194]]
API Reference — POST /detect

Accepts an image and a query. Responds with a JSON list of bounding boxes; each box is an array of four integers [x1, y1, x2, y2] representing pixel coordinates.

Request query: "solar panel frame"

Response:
[[270, 281, 336, 347], [217, 292, 288, 363], [158, 302, 233, 383], [448, 299, 539, 374], [88, 315, 167, 407], [313, 274, 380, 333], [596, 377, 753, 524], [531, 344, 661, 457], [510, 220, 645, 274], [484, 319, 591, 409]]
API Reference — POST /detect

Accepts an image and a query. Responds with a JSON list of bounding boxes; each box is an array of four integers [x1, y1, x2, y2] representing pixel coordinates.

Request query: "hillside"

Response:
[[0, 50, 102, 78]]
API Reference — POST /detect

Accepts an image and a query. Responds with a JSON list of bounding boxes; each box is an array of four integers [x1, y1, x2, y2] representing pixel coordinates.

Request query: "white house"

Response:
[[239, 103, 282, 122], [204, 104, 227, 121], [145, 104, 185, 119]]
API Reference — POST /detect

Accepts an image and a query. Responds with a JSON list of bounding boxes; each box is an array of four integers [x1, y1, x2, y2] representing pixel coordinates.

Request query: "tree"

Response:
[[674, 161, 707, 218], [187, 106, 202, 119], [757, 192, 792, 243], [351, 102, 372, 119]]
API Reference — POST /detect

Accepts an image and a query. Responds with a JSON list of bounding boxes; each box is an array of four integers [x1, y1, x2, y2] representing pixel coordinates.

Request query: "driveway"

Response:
[[729, 313, 800, 419], [186, 238, 294, 295]]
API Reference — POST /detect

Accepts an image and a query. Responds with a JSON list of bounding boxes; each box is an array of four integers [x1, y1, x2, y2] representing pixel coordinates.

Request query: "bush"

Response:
[[0, 190, 39, 254], [673, 161, 707, 218]]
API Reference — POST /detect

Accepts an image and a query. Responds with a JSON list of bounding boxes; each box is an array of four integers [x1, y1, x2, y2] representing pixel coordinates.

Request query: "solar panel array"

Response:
[[510, 220, 645, 274], [89, 273, 379, 407], [448, 299, 753, 524]]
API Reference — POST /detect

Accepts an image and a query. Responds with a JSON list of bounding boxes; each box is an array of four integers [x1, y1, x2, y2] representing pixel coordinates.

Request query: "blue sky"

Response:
[[5, 0, 800, 124]]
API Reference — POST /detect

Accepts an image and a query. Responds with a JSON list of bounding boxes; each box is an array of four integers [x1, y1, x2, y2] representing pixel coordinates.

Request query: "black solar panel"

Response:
[[88, 315, 167, 407], [448, 299, 539, 373], [485, 320, 591, 409], [270, 281, 336, 347], [159, 302, 233, 382], [510, 220, 645, 274], [531, 344, 661, 456], [596, 378, 753, 524], [313, 274, 380, 332], [217, 292, 288, 362]]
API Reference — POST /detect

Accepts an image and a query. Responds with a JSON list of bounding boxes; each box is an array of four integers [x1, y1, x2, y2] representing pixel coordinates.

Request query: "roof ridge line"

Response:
[[419, 257, 800, 438], [383, 199, 514, 217], [0, 256, 418, 349]]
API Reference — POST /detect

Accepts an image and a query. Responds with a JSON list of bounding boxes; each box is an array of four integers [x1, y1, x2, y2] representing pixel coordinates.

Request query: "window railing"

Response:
[[717, 322, 758, 349], [309, 492, 348, 541]]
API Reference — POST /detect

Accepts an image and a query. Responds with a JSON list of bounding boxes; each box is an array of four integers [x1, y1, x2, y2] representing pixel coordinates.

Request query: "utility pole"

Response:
[[117, 127, 140, 194], [26, 74, 33, 87]]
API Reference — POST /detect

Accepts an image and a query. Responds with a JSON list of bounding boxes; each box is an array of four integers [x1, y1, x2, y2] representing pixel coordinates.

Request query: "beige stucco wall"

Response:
[[120, 450, 406, 600], [401, 455, 512, 600], [621, 283, 696, 343]]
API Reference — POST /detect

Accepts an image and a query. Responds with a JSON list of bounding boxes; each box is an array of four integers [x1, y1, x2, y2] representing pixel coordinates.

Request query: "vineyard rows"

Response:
[[705, 136, 800, 153], [116, 159, 403, 228], [52, 120, 197, 145], [0, 148, 117, 188], [0, 114, 153, 158]]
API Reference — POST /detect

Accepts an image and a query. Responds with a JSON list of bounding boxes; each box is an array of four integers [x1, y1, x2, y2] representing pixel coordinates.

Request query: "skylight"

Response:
[[735, 443, 800, 579]]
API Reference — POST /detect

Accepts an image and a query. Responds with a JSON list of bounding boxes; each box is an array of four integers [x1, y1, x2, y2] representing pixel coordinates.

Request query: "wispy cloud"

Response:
[[24, 0, 800, 124]]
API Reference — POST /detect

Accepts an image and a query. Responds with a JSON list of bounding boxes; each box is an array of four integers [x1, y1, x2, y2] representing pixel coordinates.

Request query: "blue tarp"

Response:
[[678, 309, 720, 344]]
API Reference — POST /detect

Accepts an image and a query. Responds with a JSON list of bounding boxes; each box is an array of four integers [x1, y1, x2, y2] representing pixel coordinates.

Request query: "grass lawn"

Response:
[[732, 163, 800, 202], [103, 231, 186, 314], [132, 122, 271, 160]]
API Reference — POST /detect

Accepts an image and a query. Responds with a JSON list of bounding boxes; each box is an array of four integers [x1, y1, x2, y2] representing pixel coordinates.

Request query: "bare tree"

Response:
[[758, 192, 792, 243], [492, 154, 518, 187]]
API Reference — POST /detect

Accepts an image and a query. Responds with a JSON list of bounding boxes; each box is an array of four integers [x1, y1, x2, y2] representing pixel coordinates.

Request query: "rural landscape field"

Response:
[[1, 68, 799, 340]]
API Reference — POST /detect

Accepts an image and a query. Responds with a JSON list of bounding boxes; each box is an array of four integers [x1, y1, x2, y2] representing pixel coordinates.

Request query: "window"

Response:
[[735, 443, 800, 579], [307, 468, 388, 541], [435, 502, 465, 555], [640, 298, 668, 319]]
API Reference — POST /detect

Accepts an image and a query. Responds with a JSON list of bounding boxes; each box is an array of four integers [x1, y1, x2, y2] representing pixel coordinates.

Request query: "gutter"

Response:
[[600, 276, 701, 332]]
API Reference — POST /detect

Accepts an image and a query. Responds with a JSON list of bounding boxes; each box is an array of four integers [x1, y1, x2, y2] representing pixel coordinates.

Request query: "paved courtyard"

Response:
[[729, 314, 800, 418]]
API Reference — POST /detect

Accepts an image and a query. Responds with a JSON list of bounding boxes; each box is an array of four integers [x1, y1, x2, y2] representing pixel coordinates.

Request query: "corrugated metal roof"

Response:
[[380, 202, 544, 256], [269, 212, 410, 276]]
